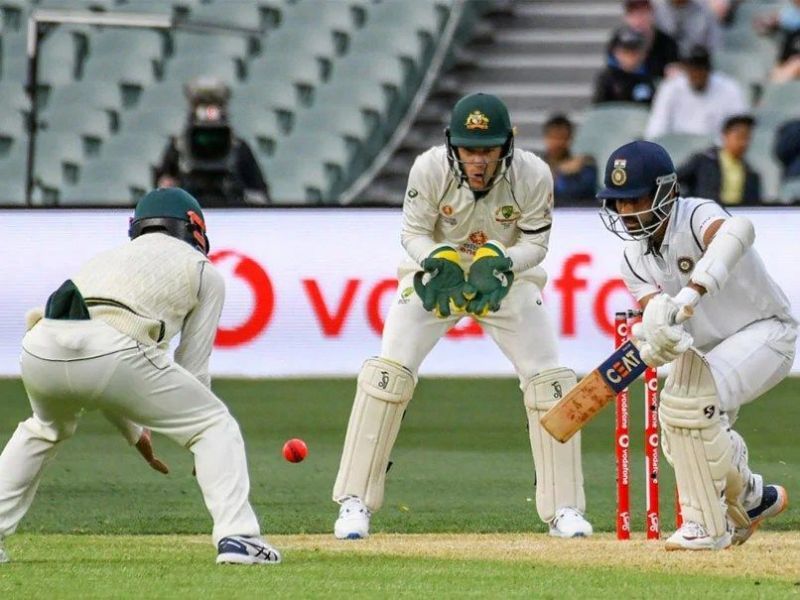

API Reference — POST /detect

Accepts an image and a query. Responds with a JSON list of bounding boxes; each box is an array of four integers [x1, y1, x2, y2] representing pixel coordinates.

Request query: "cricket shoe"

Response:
[[334, 496, 371, 540], [0, 539, 9, 564], [732, 484, 788, 546], [216, 535, 281, 565], [549, 507, 593, 538], [665, 521, 732, 551]]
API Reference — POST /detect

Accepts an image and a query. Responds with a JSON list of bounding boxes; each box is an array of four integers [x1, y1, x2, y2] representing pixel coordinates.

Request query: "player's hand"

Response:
[[463, 242, 514, 316], [413, 246, 468, 318], [135, 429, 169, 475], [642, 293, 692, 350], [639, 340, 686, 367]]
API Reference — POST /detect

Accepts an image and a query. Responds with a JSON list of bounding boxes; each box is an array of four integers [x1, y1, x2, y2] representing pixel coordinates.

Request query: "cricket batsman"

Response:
[[597, 140, 796, 550], [332, 93, 592, 539], [0, 188, 280, 565]]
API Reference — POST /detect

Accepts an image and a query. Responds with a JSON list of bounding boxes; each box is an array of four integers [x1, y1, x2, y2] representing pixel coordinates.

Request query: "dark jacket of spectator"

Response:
[[594, 26, 657, 105], [604, 29, 679, 79], [775, 119, 800, 179], [550, 154, 598, 203], [613, 0, 681, 78], [779, 28, 800, 63], [678, 147, 761, 204], [593, 66, 656, 105], [645, 29, 681, 78]]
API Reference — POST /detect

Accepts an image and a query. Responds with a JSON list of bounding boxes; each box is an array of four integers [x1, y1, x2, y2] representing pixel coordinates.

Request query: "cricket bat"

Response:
[[541, 306, 693, 443]]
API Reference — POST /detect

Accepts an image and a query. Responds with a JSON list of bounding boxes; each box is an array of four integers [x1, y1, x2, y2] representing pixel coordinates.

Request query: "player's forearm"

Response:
[[688, 216, 755, 297], [401, 231, 440, 265], [506, 231, 549, 273]]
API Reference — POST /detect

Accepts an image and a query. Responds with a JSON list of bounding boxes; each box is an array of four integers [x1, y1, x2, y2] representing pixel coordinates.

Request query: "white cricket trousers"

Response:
[[0, 319, 260, 545]]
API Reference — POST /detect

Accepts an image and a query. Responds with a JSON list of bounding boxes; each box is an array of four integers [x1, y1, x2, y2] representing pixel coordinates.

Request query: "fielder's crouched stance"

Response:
[[332, 93, 591, 540], [0, 189, 280, 565], [598, 140, 796, 550]]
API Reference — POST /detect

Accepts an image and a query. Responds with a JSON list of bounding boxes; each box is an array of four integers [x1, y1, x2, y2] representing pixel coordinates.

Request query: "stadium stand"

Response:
[[0, 0, 797, 206], [571, 102, 650, 187]]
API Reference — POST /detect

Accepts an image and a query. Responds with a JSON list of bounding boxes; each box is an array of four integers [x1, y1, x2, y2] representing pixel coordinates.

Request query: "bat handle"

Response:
[[673, 304, 693, 324]]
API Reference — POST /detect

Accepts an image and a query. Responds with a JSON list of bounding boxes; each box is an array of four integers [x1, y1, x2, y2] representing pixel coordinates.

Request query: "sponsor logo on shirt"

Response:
[[495, 204, 520, 224], [440, 204, 457, 225], [459, 230, 488, 255], [398, 286, 415, 305]]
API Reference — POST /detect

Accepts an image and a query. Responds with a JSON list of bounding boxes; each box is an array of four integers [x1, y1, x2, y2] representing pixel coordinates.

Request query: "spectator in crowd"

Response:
[[772, 0, 800, 82], [645, 45, 747, 139], [708, 0, 739, 26], [593, 26, 657, 105], [775, 119, 800, 179], [617, 0, 681, 79], [541, 114, 598, 203], [677, 114, 761, 205], [154, 77, 270, 207], [653, 0, 722, 55]]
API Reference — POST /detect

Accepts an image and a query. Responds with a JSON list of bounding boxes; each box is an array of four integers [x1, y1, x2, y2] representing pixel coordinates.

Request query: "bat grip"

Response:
[[673, 304, 693, 325]]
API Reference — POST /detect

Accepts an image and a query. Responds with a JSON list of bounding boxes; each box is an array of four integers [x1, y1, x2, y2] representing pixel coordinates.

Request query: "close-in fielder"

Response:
[[0, 188, 280, 565], [597, 140, 795, 550], [332, 93, 592, 540]]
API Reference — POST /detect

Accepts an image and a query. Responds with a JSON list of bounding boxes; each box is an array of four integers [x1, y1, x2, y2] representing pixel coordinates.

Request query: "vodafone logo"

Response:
[[210, 250, 274, 347]]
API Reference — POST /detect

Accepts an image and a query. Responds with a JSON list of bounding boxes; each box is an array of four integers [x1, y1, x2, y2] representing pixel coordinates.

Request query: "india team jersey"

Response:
[[621, 196, 796, 350], [399, 145, 554, 284]]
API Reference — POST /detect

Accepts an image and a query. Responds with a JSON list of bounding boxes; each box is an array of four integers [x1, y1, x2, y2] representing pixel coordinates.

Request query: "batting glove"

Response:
[[641, 293, 693, 354]]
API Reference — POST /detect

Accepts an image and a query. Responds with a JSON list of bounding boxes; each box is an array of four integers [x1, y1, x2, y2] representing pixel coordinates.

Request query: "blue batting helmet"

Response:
[[597, 141, 679, 240]]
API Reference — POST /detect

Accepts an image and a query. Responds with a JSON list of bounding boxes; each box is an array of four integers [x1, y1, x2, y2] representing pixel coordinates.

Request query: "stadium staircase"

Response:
[[350, 0, 621, 204], [0, 0, 796, 206]]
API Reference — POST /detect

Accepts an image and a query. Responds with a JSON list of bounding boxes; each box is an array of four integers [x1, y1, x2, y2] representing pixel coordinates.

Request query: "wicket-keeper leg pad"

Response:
[[524, 367, 585, 522], [659, 349, 750, 536], [333, 357, 415, 512]]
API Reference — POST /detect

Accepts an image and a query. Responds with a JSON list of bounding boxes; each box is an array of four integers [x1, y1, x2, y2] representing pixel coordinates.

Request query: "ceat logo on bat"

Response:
[[599, 341, 647, 393]]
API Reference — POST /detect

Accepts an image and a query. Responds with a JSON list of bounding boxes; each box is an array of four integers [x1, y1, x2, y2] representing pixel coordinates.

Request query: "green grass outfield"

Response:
[[0, 377, 798, 597]]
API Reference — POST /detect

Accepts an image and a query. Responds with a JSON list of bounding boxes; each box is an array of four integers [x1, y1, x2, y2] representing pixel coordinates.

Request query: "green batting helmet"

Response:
[[129, 187, 209, 254]]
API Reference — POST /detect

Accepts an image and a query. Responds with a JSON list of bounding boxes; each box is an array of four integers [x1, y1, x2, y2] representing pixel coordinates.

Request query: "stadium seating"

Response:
[[747, 126, 782, 202], [650, 133, 714, 172], [0, 0, 465, 205], [780, 178, 800, 203], [572, 103, 650, 184], [4, 0, 793, 206]]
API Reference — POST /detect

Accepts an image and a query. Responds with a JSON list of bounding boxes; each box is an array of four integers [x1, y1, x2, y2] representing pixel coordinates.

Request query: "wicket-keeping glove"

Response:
[[413, 246, 468, 318], [463, 242, 514, 317]]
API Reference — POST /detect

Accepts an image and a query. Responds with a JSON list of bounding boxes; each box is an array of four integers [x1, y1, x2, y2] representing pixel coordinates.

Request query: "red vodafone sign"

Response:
[[210, 250, 274, 347]]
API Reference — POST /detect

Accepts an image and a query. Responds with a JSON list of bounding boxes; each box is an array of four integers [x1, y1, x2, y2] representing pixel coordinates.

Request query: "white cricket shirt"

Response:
[[620, 196, 796, 350], [400, 145, 554, 285]]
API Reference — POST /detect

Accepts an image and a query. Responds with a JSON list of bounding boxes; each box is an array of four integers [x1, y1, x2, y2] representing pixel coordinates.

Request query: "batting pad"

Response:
[[524, 367, 584, 522], [659, 349, 749, 537], [333, 357, 414, 512]]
